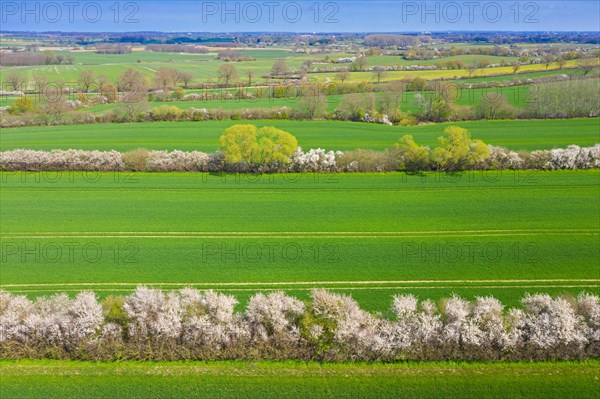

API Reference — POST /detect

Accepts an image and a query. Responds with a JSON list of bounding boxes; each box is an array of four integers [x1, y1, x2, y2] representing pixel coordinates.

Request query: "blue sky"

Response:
[[1, 1, 599, 32]]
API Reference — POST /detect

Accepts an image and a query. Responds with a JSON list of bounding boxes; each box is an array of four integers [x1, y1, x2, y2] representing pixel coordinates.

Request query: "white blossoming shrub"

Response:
[[290, 147, 339, 172], [1, 289, 599, 360], [547, 144, 600, 170], [146, 150, 211, 172], [518, 294, 588, 349], [310, 289, 380, 356], [0, 149, 124, 171], [67, 291, 104, 342], [1, 144, 598, 172], [180, 289, 248, 349], [246, 291, 304, 341], [487, 145, 524, 169], [124, 286, 182, 340], [0, 292, 34, 343], [577, 293, 600, 343]]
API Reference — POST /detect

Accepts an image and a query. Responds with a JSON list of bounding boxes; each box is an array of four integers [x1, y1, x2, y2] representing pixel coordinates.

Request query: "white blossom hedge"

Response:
[[1, 144, 599, 173], [1, 288, 598, 361]]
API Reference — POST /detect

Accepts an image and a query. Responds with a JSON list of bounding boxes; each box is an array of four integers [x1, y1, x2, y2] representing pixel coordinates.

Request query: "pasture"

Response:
[[1, 118, 598, 152], [1, 170, 598, 310]]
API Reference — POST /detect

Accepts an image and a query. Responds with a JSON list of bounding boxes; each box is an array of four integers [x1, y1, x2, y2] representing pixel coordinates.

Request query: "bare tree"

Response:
[[335, 69, 350, 83], [32, 73, 49, 92], [543, 54, 555, 70], [466, 65, 477, 78], [42, 86, 68, 124], [372, 66, 388, 83], [119, 83, 149, 121], [117, 68, 147, 92], [154, 67, 178, 89], [578, 58, 597, 76], [511, 62, 521, 74], [271, 59, 289, 78], [217, 63, 239, 86], [298, 84, 327, 120], [5, 72, 26, 91], [101, 83, 118, 103], [247, 69, 255, 86], [177, 71, 194, 88], [78, 70, 97, 93]]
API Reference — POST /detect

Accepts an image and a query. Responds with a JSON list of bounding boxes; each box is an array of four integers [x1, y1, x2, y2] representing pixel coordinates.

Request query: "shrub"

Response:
[[219, 125, 298, 169], [0, 149, 124, 171], [431, 126, 490, 171], [1, 289, 599, 361], [123, 148, 150, 171], [395, 135, 430, 172]]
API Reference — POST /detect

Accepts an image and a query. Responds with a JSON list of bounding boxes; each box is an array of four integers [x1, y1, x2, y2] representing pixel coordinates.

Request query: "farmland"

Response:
[[0, 48, 583, 88], [1, 118, 598, 152], [1, 170, 598, 310], [1, 360, 598, 399], [1, 25, 599, 397]]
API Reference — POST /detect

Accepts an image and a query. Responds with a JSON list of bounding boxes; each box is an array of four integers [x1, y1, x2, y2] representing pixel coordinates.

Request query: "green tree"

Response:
[[8, 96, 34, 114], [395, 135, 430, 172], [219, 125, 298, 167], [431, 126, 489, 171]]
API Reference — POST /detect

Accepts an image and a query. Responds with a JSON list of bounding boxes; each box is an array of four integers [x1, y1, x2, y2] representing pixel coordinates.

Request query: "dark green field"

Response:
[[0, 360, 598, 399], [1, 118, 599, 152]]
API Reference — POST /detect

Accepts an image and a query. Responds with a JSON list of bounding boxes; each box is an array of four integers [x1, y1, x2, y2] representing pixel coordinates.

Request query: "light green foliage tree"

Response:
[[219, 125, 298, 166], [432, 126, 490, 171], [8, 96, 34, 114], [395, 135, 430, 172]]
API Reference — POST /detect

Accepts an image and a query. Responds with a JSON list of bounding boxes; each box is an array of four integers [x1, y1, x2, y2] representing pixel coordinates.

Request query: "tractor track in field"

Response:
[[2, 279, 598, 291], [2, 229, 598, 239]]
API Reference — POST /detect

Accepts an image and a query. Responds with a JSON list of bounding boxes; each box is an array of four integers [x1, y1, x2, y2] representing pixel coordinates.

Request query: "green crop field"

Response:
[[1, 170, 598, 310], [1, 118, 598, 153], [1, 360, 598, 399]]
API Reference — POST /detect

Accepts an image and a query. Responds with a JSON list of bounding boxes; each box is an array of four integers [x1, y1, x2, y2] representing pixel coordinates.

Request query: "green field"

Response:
[[0, 82, 545, 112], [0, 360, 597, 399], [1, 118, 598, 152], [0, 47, 583, 89], [1, 170, 598, 310]]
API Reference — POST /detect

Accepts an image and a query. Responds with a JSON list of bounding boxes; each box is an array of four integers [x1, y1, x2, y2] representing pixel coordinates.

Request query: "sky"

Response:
[[1, 1, 599, 33]]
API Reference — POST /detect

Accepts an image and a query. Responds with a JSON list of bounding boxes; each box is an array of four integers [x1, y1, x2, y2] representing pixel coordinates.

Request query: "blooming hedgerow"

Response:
[[1, 288, 598, 361]]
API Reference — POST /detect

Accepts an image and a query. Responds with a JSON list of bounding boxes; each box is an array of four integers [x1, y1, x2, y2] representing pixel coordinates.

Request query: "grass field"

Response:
[[1, 170, 598, 310], [1, 118, 598, 152], [0, 47, 584, 89], [0, 360, 598, 399]]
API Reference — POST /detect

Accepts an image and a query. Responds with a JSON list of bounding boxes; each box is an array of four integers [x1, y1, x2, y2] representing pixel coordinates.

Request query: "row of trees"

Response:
[[1, 288, 598, 361], [0, 52, 74, 66], [2, 126, 598, 173]]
